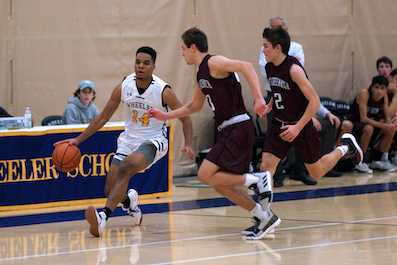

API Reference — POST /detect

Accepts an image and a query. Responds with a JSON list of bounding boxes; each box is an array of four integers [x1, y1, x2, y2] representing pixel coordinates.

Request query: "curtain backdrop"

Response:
[[1, 0, 396, 176]]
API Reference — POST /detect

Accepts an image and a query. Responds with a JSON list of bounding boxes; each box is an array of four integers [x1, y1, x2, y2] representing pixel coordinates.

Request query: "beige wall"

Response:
[[1, 0, 397, 176]]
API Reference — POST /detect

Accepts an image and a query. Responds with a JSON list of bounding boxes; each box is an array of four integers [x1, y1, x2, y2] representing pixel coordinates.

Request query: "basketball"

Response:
[[52, 143, 81, 172]]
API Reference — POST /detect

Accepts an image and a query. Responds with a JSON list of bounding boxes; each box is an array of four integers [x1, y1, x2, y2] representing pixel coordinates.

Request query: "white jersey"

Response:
[[121, 73, 169, 138]]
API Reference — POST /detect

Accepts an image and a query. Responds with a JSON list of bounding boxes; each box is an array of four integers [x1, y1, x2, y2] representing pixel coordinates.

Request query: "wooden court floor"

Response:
[[1, 169, 397, 264]]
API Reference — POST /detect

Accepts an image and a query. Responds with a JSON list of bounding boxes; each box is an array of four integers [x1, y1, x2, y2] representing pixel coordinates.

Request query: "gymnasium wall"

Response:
[[1, 0, 396, 176]]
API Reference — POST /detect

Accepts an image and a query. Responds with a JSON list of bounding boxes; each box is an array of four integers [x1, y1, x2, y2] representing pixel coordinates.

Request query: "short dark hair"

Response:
[[182, 27, 208, 52], [136, 46, 157, 63], [390, 68, 397, 77], [73, 89, 96, 100], [376, 56, 392, 69], [372, 75, 389, 87], [262, 26, 290, 55]]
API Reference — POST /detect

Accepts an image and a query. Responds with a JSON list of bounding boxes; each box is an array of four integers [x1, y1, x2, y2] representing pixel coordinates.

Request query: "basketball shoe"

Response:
[[249, 171, 273, 211], [122, 189, 143, 226], [339, 133, 363, 166], [85, 206, 106, 237], [370, 160, 397, 172], [245, 210, 281, 240], [242, 215, 275, 235]]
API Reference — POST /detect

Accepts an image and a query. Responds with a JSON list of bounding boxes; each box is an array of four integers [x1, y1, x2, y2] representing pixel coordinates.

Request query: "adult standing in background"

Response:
[[62, 80, 100, 124], [259, 16, 305, 92]]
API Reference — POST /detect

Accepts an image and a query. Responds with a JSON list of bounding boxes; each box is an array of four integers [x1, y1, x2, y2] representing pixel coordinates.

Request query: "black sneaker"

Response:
[[242, 217, 260, 235], [289, 173, 317, 185], [339, 133, 363, 166], [273, 178, 284, 187], [246, 211, 281, 240], [325, 169, 343, 177], [242, 216, 276, 235]]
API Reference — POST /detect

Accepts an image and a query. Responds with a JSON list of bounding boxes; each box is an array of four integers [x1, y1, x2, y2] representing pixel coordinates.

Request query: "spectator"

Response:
[[343, 75, 397, 173], [376, 56, 392, 78], [388, 69, 397, 165], [62, 80, 99, 124], [376, 56, 397, 114]]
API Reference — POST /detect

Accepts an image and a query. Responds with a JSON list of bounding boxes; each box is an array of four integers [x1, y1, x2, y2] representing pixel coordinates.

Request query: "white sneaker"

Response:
[[122, 189, 142, 226], [85, 206, 106, 237], [391, 156, 397, 166], [370, 160, 397, 172], [355, 163, 373, 173], [248, 171, 273, 211], [246, 210, 281, 240]]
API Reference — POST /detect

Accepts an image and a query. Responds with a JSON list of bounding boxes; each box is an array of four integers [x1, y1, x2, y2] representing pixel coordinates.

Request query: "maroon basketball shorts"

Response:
[[205, 120, 255, 174], [263, 119, 321, 164], [351, 120, 380, 146]]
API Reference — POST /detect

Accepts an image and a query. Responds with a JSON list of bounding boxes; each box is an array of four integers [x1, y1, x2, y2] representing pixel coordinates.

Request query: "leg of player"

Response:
[[306, 133, 363, 179], [85, 152, 147, 237], [241, 152, 283, 239], [245, 171, 281, 240], [198, 159, 280, 240]]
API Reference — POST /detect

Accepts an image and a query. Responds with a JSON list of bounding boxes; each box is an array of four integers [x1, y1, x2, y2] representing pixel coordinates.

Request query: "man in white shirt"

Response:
[[259, 16, 305, 93]]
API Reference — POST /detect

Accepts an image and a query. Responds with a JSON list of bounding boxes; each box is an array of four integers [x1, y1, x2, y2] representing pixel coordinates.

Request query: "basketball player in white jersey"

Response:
[[54, 46, 195, 237]]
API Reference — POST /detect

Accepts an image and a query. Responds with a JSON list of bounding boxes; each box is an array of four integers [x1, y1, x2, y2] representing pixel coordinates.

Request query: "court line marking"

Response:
[[2, 181, 397, 228], [1, 215, 396, 262], [150, 235, 397, 265]]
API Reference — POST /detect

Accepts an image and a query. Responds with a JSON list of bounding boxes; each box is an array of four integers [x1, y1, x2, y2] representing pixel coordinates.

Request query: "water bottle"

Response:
[[249, 162, 254, 173], [24, 107, 32, 128]]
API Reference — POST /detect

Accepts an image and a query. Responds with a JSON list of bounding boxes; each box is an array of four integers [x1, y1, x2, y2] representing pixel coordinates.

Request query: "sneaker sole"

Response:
[[342, 133, 364, 165], [370, 167, 397, 172], [246, 217, 281, 240], [85, 206, 100, 237], [356, 170, 373, 174], [242, 228, 275, 235], [135, 207, 143, 226]]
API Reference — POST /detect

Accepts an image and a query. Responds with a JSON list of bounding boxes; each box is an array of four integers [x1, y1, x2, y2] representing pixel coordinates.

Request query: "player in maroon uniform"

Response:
[[343, 75, 397, 172], [260, 26, 363, 184], [149, 27, 280, 240]]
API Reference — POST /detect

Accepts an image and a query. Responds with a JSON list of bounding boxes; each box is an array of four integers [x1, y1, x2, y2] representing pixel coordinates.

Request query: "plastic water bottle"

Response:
[[24, 107, 32, 128], [249, 162, 254, 173]]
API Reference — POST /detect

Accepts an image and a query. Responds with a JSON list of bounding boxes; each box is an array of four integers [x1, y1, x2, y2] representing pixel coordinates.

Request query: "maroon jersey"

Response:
[[265, 56, 308, 123], [344, 88, 384, 121], [197, 54, 247, 127]]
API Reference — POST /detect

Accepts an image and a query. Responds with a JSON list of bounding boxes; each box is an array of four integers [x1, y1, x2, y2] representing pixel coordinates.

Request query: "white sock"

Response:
[[337, 145, 348, 156], [381, 153, 389, 161], [250, 203, 270, 219], [244, 173, 259, 187]]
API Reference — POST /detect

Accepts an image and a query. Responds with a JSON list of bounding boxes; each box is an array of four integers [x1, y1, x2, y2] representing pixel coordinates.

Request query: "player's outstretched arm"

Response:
[[149, 83, 205, 121], [161, 87, 196, 161]]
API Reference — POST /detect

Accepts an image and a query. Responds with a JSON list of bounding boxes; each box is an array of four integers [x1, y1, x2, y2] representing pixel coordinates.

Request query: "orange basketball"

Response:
[[52, 143, 81, 172]]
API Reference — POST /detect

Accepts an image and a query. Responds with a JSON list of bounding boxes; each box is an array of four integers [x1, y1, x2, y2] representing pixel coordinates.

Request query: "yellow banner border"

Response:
[[0, 122, 174, 212]]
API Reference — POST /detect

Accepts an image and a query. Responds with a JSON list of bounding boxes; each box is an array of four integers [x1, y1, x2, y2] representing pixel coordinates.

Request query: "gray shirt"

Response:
[[62, 97, 99, 124]]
